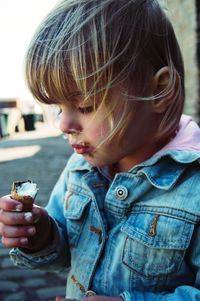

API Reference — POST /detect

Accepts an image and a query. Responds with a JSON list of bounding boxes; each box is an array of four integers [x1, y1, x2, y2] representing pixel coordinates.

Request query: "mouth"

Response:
[[70, 143, 93, 155]]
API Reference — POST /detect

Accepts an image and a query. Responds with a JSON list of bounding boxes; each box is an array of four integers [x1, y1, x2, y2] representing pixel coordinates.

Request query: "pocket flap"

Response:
[[121, 212, 194, 250], [64, 191, 91, 220]]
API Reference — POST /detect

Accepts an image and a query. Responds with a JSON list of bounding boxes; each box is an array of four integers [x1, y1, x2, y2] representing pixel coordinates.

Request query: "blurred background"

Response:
[[0, 0, 199, 300], [0, 0, 59, 139], [167, 0, 200, 120]]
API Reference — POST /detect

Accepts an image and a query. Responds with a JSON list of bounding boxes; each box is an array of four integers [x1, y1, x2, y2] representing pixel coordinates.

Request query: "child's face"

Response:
[[58, 87, 159, 172]]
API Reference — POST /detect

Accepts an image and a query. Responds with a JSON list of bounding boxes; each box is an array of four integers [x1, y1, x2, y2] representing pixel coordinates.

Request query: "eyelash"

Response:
[[56, 106, 94, 115], [78, 106, 94, 114]]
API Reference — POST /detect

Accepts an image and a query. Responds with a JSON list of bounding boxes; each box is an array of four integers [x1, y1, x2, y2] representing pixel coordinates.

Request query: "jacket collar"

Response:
[[67, 153, 93, 172], [131, 150, 200, 190], [68, 150, 200, 190], [128, 114, 200, 190]]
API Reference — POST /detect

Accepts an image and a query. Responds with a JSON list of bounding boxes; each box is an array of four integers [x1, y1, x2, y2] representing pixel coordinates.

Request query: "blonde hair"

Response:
[[26, 0, 185, 143]]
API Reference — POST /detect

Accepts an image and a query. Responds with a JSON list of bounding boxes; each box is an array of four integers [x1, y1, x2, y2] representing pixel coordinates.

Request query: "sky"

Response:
[[0, 0, 58, 101]]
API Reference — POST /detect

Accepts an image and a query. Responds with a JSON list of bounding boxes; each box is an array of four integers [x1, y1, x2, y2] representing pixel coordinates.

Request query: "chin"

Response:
[[84, 154, 113, 168]]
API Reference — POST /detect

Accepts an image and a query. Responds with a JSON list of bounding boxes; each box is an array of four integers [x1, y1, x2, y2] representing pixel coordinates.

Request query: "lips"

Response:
[[66, 134, 93, 154], [70, 143, 93, 154]]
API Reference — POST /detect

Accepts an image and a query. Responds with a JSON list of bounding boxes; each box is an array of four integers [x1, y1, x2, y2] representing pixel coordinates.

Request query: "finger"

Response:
[[32, 205, 48, 223], [55, 296, 79, 301], [0, 223, 36, 238], [1, 236, 29, 248], [32, 205, 48, 217], [55, 297, 63, 301], [55, 297, 66, 301], [0, 196, 23, 212], [0, 210, 34, 225]]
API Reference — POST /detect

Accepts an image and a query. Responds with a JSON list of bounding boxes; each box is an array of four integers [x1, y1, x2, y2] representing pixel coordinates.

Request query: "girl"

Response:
[[1, 0, 200, 300]]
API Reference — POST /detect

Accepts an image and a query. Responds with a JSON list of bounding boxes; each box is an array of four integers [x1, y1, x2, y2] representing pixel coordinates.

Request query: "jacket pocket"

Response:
[[121, 212, 194, 279], [64, 190, 91, 247]]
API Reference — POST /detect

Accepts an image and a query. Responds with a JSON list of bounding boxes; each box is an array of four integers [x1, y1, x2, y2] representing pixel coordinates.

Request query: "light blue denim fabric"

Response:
[[10, 149, 200, 301]]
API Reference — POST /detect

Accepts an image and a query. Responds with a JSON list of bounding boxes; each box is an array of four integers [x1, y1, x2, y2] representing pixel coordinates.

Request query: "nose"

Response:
[[59, 112, 82, 134]]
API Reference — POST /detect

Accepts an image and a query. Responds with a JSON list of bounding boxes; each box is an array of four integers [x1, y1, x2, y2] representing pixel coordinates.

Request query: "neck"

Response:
[[115, 138, 169, 173]]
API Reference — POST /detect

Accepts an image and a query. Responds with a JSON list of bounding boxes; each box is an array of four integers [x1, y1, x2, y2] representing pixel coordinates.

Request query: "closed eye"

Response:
[[78, 106, 94, 114], [51, 105, 62, 116]]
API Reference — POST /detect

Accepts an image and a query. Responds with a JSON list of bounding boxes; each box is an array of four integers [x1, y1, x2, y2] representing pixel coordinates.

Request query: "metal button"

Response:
[[85, 290, 96, 297], [115, 186, 128, 200]]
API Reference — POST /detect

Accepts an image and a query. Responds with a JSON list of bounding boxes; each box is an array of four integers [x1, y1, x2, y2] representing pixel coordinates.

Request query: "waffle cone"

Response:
[[11, 180, 36, 211]]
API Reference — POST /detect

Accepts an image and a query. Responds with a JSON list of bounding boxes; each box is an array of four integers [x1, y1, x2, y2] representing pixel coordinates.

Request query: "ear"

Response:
[[152, 66, 173, 114]]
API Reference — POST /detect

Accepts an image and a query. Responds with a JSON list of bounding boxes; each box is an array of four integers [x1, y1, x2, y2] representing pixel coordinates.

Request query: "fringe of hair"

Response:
[[25, 0, 185, 145]]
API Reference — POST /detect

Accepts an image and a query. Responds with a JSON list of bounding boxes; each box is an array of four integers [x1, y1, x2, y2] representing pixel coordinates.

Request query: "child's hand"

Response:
[[0, 195, 52, 251], [55, 296, 123, 301]]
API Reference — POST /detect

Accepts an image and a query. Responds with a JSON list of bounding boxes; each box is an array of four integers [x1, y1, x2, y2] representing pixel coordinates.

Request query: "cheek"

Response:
[[87, 121, 111, 142]]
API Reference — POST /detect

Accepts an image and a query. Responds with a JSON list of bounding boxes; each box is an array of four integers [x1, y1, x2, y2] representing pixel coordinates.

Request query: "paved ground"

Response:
[[0, 123, 73, 301]]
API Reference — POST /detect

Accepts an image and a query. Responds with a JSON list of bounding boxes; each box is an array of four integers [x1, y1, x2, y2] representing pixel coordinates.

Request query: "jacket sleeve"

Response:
[[120, 225, 200, 301], [10, 163, 71, 272]]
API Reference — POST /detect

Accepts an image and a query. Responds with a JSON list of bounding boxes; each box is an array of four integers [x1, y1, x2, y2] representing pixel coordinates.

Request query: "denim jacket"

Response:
[[10, 115, 200, 300]]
